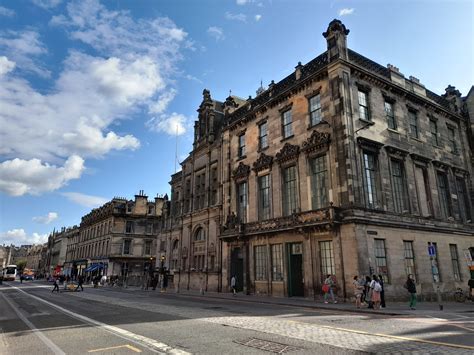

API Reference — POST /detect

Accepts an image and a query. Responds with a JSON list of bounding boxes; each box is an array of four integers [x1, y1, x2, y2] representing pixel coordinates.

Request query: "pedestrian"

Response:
[[353, 276, 364, 308], [365, 276, 373, 309], [231, 275, 237, 295], [101, 274, 107, 286], [75, 275, 84, 292], [370, 275, 382, 310], [323, 274, 337, 304], [20, 274, 24, 283], [404, 274, 417, 310], [161, 272, 168, 292], [378, 274, 386, 308], [51, 278, 60, 293]]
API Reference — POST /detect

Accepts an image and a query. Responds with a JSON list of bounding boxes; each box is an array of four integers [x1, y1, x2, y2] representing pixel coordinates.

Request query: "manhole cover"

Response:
[[234, 338, 302, 353]]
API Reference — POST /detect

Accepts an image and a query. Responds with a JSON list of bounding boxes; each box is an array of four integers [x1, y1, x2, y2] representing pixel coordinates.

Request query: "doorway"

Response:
[[230, 247, 244, 292], [287, 243, 304, 297]]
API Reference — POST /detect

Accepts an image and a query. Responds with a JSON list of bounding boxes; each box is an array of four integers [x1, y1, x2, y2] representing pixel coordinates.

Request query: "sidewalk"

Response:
[[99, 284, 474, 317]]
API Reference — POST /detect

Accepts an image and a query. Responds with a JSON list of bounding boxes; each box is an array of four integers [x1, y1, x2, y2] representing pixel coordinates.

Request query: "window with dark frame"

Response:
[[374, 239, 389, 283], [456, 177, 471, 222], [384, 101, 396, 130], [429, 242, 441, 282], [408, 110, 419, 139], [238, 181, 248, 223], [211, 166, 218, 205], [414, 165, 432, 217], [363, 151, 378, 209], [309, 94, 322, 126], [282, 165, 298, 216], [310, 155, 328, 209], [125, 221, 134, 234], [238, 133, 246, 158], [390, 159, 409, 213], [447, 126, 457, 153], [319, 241, 335, 279], [449, 244, 461, 281], [254, 245, 267, 281], [123, 239, 131, 255], [403, 241, 417, 281], [282, 109, 293, 139], [258, 174, 271, 220], [429, 119, 439, 145], [437, 171, 451, 218], [271, 244, 283, 281], [358, 90, 370, 121], [258, 121, 268, 150], [144, 240, 152, 255]]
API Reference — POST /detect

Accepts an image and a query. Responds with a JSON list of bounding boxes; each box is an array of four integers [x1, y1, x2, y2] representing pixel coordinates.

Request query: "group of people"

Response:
[[51, 274, 85, 293], [352, 274, 386, 309]]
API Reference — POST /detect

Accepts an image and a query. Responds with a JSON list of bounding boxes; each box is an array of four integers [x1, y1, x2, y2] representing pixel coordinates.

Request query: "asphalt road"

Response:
[[1, 281, 473, 354]]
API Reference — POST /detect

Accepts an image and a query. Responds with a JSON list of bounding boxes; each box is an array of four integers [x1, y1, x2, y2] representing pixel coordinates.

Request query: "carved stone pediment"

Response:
[[453, 167, 468, 177], [385, 145, 409, 159], [232, 162, 251, 180], [276, 143, 300, 164], [357, 137, 383, 152], [253, 153, 273, 172], [302, 130, 331, 154], [432, 160, 450, 171], [410, 153, 431, 164]]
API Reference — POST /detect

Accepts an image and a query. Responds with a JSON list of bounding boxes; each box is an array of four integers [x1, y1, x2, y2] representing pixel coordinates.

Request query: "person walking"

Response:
[[75, 275, 84, 292], [323, 274, 337, 304], [378, 274, 386, 308], [353, 276, 364, 308], [230, 275, 237, 296], [20, 274, 24, 284], [365, 276, 374, 309], [404, 274, 417, 310], [51, 277, 60, 293], [370, 275, 382, 310]]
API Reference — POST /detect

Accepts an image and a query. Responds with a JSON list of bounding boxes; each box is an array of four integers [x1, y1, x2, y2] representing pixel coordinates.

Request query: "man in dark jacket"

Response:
[[405, 274, 417, 310], [75, 275, 84, 292]]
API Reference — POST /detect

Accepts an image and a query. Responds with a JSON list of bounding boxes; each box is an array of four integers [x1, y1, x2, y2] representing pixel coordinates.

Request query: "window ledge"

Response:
[[280, 134, 294, 143], [358, 118, 374, 125], [387, 128, 399, 134], [237, 155, 247, 161], [410, 137, 423, 143], [307, 121, 329, 130], [257, 146, 269, 153]]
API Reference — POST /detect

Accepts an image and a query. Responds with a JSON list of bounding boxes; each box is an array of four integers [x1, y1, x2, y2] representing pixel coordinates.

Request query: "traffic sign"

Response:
[[428, 244, 436, 257]]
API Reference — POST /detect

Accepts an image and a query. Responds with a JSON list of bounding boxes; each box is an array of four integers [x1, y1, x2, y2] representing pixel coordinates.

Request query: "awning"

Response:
[[84, 263, 105, 272]]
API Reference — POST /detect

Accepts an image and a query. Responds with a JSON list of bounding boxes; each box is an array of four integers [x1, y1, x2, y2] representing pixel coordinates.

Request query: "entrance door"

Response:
[[287, 243, 304, 297], [231, 247, 244, 292]]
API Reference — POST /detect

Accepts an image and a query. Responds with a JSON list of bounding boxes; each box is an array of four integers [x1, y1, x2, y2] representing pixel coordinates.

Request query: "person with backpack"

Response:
[[378, 274, 386, 308], [323, 274, 337, 304], [365, 276, 373, 308], [404, 274, 417, 310], [370, 275, 382, 310]]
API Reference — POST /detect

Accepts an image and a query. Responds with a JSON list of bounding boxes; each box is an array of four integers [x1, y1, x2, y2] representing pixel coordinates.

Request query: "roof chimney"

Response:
[[323, 19, 349, 62]]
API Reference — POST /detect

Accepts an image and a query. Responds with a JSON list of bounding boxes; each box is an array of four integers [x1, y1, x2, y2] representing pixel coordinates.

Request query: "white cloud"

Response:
[[338, 8, 354, 16], [255, 14, 262, 21], [0, 6, 15, 17], [61, 192, 108, 208], [147, 112, 189, 136], [184, 74, 203, 84], [33, 212, 59, 224], [149, 89, 177, 115], [236, 0, 249, 5], [31, 0, 62, 9], [225, 12, 247, 22], [0, 229, 48, 246], [0, 155, 84, 196], [0, 56, 16, 76], [207, 26, 225, 41], [0, 30, 49, 77]]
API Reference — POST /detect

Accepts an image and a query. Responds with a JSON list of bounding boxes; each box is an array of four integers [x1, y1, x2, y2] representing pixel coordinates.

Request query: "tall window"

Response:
[[271, 244, 283, 281], [319, 241, 335, 278], [310, 155, 328, 209], [282, 166, 298, 216], [456, 178, 471, 222], [408, 110, 419, 139], [414, 166, 432, 217], [447, 126, 457, 153], [403, 241, 417, 281], [450, 244, 461, 281], [254, 245, 267, 281], [211, 166, 218, 205], [391, 159, 409, 213], [358, 90, 370, 120], [258, 175, 271, 220], [238, 133, 246, 158], [237, 181, 248, 223], [437, 172, 451, 218], [144, 240, 152, 255], [374, 239, 389, 283], [384, 101, 396, 130], [363, 152, 378, 209], [194, 228, 205, 241], [309, 94, 322, 126], [429, 119, 438, 145], [194, 172, 206, 210], [259, 121, 268, 150], [282, 109, 293, 139], [125, 221, 134, 234], [429, 242, 441, 282], [123, 239, 131, 255]]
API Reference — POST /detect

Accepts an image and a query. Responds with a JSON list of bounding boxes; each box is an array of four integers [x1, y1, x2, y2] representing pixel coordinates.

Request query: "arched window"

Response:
[[194, 228, 205, 241]]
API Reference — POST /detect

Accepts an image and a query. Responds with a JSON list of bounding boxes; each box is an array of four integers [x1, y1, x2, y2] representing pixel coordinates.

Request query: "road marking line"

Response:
[[88, 344, 142, 353], [9, 285, 190, 355], [0, 293, 65, 355], [320, 324, 474, 350]]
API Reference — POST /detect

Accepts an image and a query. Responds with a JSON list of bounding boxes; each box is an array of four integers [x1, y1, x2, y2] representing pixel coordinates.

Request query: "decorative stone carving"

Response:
[[410, 153, 431, 164], [276, 143, 300, 164], [253, 153, 273, 172], [232, 162, 251, 180], [357, 137, 383, 152], [302, 130, 331, 154], [385, 145, 409, 159], [432, 160, 450, 171]]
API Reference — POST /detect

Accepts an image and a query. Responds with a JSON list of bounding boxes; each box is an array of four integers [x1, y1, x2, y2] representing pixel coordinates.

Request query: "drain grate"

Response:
[[234, 338, 302, 353]]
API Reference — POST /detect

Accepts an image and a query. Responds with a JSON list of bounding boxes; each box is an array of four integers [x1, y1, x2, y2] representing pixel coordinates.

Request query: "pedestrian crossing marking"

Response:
[[88, 344, 142, 353]]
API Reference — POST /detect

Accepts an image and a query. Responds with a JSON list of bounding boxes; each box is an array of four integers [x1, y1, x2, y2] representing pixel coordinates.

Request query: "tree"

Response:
[[17, 260, 27, 272]]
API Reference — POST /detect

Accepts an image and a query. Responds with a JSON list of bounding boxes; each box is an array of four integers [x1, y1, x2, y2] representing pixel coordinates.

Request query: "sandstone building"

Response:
[[157, 20, 473, 301]]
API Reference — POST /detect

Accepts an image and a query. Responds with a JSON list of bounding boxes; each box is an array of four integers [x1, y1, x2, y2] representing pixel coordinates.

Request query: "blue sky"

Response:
[[0, 0, 472, 246]]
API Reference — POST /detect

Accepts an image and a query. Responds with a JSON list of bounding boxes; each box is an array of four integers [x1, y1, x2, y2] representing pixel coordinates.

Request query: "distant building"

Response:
[[158, 20, 473, 300]]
